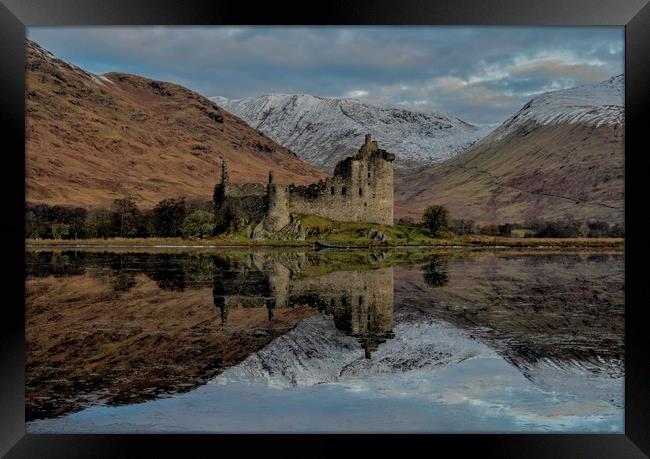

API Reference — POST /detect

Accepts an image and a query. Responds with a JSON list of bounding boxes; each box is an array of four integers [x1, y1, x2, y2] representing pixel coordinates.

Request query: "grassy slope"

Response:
[[395, 121, 624, 225], [26, 40, 326, 208]]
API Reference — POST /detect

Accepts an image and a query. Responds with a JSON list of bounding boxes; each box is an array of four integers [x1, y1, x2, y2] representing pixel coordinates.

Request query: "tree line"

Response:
[[412, 205, 624, 238], [26, 197, 215, 239], [25, 199, 624, 240]]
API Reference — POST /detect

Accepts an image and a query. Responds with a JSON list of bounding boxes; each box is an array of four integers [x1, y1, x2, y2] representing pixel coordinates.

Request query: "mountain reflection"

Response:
[[26, 249, 623, 425], [25, 249, 405, 420]]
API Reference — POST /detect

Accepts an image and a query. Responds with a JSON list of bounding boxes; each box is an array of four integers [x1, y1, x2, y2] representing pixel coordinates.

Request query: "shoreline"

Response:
[[25, 237, 625, 250]]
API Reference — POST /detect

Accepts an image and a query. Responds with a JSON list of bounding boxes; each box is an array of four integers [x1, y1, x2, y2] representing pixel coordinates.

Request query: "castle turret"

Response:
[[264, 171, 290, 232], [360, 133, 379, 157]]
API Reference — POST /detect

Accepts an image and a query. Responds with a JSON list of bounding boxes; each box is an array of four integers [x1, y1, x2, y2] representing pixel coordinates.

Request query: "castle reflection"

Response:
[[212, 253, 395, 358]]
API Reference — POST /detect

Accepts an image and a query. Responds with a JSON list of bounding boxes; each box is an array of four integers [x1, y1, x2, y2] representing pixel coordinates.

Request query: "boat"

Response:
[[314, 240, 371, 249]]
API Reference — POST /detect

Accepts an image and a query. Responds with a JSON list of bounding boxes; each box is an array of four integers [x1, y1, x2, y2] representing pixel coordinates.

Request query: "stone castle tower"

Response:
[[214, 134, 395, 233]]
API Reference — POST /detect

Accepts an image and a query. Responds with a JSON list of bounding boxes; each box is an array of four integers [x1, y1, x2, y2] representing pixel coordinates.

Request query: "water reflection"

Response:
[[211, 254, 396, 358], [25, 249, 623, 432], [25, 250, 408, 420]]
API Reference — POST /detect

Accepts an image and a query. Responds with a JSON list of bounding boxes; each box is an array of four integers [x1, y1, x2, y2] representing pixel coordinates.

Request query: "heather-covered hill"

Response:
[[26, 40, 326, 208], [395, 76, 624, 225]]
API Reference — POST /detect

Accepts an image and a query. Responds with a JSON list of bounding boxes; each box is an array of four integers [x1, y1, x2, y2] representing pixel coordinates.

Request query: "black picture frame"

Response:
[[2, 0, 649, 456]]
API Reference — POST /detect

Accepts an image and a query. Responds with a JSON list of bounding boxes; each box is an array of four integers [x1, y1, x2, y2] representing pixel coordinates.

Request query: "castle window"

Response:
[[331, 186, 335, 195], [342, 187, 347, 195], [368, 172, 371, 178], [359, 187, 363, 196]]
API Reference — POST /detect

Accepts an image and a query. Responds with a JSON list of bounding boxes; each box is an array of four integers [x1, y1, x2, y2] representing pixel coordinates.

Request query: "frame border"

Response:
[[2, 1, 649, 457]]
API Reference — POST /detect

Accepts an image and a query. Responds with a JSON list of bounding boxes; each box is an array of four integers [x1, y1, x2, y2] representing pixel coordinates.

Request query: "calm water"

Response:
[[25, 248, 624, 433]]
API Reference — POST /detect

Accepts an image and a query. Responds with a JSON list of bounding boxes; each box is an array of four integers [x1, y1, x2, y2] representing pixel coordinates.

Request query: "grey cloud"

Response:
[[27, 26, 623, 124]]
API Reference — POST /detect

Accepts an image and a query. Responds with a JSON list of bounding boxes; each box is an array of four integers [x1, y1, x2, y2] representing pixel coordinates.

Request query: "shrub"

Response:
[[449, 219, 476, 235], [533, 220, 582, 238], [422, 205, 449, 237], [50, 223, 70, 240], [396, 217, 419, 228], [498, 223, 514, 237], [479, 224, 500, 236], [609, 223, 625, 238], [586, 220, 610, 238], [181, 210, 215, 238]]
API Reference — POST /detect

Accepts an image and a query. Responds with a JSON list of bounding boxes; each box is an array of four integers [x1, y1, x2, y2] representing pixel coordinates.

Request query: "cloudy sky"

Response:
[[28, 26, 623, 124]]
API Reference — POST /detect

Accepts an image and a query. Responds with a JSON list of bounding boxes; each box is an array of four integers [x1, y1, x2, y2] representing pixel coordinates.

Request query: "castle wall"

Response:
[[215, 135, 395, 232], [283, 136, 394, 227], [214, 181, 267, 228]]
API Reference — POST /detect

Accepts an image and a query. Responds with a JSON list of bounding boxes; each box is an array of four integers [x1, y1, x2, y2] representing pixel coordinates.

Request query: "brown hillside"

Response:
[[25, 40, 326, 208], [395, 120, 624, 225]]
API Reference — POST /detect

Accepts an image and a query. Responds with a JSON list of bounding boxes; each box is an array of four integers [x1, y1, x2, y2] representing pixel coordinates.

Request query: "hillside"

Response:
[[395, 76, 624, 225], [213, 94, 495, 172], [26, 40, 326, 208]]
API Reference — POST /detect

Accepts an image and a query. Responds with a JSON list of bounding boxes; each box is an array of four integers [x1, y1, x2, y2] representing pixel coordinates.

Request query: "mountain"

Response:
[[25, 40, 326, 208], [395, 75, 624, 225], [212, 94, 496, 172]]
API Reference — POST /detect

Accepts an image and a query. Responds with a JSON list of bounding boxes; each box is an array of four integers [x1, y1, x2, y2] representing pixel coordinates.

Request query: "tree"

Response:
[[181, 210, 215, 238], [110, 197, 142, 238], [422, 205, 449, 237], [153, 197, 186, 237], [86, 207, 114, 238]]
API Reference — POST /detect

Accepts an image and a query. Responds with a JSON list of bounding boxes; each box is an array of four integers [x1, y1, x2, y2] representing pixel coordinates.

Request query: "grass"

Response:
[[25, 215, 624, 249], [297, 214, 439, 245]]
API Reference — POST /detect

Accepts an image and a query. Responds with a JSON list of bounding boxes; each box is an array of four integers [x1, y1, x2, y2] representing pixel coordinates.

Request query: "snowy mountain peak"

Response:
[[505, 74, 624, 130], [210, 93, 496, 172]]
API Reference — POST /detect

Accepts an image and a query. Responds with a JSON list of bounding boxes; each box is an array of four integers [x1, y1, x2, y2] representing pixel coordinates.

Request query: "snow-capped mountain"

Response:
[[395, 74, 625, 224], [211, 94, 496, 172], [491, 74, 624, 141]]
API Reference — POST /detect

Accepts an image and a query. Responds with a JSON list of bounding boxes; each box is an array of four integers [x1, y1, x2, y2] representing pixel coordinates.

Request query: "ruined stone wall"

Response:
[[214, 182, 267, 228], [215, 135, 395, 233], [285, 136, 394, 226]]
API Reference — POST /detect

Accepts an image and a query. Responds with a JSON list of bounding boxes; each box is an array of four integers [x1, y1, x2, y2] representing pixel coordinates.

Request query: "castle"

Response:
[[213, 134, 395, 234]]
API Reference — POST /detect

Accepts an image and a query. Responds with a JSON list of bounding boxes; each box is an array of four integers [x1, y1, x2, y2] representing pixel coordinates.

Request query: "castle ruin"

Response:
[[213, 134, 395, 234]]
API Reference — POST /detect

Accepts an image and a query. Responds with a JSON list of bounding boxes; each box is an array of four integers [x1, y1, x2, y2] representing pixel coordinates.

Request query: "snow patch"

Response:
[[210, 94, 495, 171], [492, 75, 623, 141]]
